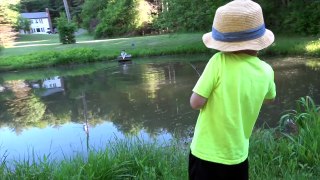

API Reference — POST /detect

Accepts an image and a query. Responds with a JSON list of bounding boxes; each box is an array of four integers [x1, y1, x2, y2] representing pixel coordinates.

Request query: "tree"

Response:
[[57, 13, 77, 44], [94, 0, 134, 38], [69, 0, 85, 26], [15, 16, 31, 33], [0, 1, 19, 47], [18, 0, 49, 12], [80, 0, 107, 33]]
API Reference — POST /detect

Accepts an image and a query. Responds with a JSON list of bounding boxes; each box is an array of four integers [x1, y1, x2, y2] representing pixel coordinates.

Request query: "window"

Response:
[[36, 28, 40, 32], [39, 19, 43, 23], [41, 28, 44, 32], [35, 19, 38, 23]]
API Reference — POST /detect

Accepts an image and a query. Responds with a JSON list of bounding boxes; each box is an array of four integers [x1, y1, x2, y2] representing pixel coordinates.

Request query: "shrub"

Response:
[[0, 48, 101, 71], [56, 13, 77, 44]]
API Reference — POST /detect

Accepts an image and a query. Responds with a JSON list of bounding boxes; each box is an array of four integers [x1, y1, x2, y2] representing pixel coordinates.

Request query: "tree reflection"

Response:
[[0, 60, 319, 141], [0, 80, 46, 134]]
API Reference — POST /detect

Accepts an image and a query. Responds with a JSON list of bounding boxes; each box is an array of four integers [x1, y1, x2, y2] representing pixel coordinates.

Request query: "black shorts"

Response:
[[188, 152, 248, 180]]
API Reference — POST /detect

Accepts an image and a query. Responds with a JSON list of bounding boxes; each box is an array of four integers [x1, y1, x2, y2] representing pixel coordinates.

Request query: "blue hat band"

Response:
[[212, 24, 266, 42]]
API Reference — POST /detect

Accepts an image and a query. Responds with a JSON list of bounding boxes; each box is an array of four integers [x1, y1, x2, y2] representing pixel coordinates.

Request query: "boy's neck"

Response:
[[232, 50, 258, 56]]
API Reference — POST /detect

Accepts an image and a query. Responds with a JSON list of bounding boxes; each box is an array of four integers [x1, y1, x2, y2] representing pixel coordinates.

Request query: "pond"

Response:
[[0, 54, 319, 162]]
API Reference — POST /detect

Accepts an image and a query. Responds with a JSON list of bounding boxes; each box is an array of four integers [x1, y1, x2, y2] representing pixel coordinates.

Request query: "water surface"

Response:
[[0, 55, 319, 162]]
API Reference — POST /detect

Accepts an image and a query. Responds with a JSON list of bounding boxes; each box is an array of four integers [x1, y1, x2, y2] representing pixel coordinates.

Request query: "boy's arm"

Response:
[[263, 98, 275, 104], [190, 92, 207, 110]]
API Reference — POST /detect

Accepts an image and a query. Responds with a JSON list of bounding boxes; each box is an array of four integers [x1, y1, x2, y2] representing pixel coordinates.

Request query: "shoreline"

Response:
[[0, 33, 319, 72]]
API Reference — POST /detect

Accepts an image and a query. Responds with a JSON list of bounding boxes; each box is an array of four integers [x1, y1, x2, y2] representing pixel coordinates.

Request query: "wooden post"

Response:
[[62, 0, 71, 22]]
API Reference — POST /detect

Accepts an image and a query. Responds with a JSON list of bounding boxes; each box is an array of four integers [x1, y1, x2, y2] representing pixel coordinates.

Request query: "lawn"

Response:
[[1, 33, 206, 57]]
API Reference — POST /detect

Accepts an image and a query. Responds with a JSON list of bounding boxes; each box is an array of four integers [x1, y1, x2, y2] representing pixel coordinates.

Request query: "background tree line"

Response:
[[0, 0, 319, 46]]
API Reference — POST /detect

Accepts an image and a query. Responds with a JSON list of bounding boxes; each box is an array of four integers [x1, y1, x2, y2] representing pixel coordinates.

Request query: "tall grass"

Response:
[[0, 138, 188, 179], [0, 97, 319, 179], [250, 96, 320, 179]]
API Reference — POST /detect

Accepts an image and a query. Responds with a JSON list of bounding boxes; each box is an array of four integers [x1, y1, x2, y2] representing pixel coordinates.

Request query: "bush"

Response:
[[0, 48, 101, 71], [56, 13, 77, 44]]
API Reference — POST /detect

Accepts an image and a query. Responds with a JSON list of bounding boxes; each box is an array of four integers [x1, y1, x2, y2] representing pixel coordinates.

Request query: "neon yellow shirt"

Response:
[[190, 52, 276, 165]]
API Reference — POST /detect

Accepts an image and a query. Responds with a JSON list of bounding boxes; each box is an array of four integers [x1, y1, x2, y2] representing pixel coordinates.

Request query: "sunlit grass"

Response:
[[262, 35, 320, 56], [305, 40, 320, 56]]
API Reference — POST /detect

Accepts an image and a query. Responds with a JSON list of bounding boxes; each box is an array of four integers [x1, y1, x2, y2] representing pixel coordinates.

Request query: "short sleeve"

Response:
[[265, 70, 276, 99], [192, 53, 221, 98]]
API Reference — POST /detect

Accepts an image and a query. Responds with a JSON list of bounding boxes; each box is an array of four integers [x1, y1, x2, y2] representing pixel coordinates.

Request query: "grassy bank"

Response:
[[0, 138, 189, 179], [0, 33, 319, 71], [0, 97, 319, 179], [249, 96, 320, 179]]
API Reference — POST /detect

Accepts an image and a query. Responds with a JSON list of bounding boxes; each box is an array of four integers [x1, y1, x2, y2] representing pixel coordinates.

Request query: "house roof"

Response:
[[21, 12, 48, 19]]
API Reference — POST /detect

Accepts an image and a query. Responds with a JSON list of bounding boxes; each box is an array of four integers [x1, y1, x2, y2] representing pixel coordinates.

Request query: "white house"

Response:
[[42, 76, 62, 89], [20, 8, 53, 34], [41, 76, 65, 97]]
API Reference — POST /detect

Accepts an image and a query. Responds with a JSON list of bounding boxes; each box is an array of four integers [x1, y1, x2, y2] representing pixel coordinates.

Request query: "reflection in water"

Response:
[[0, 57, 319, 161], [141, 65, 166, 99], [0, 80, 46, 135], [82, 91, 90, 153]]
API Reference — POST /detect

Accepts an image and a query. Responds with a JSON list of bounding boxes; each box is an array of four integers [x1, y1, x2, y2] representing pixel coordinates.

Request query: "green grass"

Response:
[[0, 97, 319, 179], [1, 33, 319, 71], [262, 35, 320, 56], [249, 96, 320, 179]]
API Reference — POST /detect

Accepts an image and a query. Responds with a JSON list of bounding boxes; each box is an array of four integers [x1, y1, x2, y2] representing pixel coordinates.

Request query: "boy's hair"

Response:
[[202, 0, 274, 52]]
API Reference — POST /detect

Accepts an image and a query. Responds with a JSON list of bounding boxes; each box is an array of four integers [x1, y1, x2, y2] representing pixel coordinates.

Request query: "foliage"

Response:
[[153, 0, 227, 32], [80, 0, 106, 33], [10, 0, 320, 36], [15, 16, 31, 33], [152, 0, 320, 36], [17, 0, 85, 28], [18, 0, 49, 12], [95, 0, 138, 38], [56, 13, 77, 44], [254, 0, 320, 36], [0, 1, 19, 47]]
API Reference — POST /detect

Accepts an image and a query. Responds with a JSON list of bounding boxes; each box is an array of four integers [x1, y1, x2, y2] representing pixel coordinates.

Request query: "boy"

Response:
[[189, 0, 276, 179]]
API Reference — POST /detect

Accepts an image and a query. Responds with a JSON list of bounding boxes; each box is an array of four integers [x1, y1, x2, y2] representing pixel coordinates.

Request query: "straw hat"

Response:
[[202, 0, 274, 51]]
